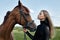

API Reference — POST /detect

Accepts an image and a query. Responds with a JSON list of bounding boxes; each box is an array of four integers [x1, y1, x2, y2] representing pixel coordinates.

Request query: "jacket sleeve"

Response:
[[26, 31, 34, 39], [25, 25, 40, 39]]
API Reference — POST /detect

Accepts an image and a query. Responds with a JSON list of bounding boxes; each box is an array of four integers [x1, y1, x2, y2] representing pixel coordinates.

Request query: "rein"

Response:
[[18, 0, 35, 40], [19, 9, 27, 40]]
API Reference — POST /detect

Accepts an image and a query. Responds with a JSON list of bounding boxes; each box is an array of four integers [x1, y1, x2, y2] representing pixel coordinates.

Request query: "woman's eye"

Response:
[[40, 13, 41, 15]]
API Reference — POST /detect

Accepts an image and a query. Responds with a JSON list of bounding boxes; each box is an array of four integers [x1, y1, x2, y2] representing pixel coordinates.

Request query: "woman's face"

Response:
[[38, 12, 46, 21]]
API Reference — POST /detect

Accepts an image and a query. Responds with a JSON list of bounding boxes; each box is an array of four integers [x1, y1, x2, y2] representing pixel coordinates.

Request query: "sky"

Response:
[[0, 0, 60, 26]]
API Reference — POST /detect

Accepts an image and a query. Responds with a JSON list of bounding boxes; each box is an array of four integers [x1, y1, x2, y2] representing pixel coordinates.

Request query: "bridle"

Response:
[[19, 6, 34, 40], [18, 0, 34, 30], [19, 8, 34, 30], [18, 0, 36, 40]]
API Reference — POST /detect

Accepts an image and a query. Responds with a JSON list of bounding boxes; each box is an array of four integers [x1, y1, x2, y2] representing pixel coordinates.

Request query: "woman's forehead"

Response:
[[40, 11, 44, 14], [41, 11, 43, 14]]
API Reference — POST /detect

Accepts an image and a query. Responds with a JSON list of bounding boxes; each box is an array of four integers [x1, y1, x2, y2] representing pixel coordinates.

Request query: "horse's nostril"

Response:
[[30, 28, 36, 32], [32, 20, 34, 22], [28, 27, 37, 32], [34, 28, 37, 31]]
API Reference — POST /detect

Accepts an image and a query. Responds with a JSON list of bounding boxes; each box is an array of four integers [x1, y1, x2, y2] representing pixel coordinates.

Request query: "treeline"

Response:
[[13, 27, 23, 31], [13, 26, 60, 31]]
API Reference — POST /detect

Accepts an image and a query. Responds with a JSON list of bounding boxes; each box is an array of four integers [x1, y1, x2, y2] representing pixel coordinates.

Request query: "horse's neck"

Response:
[[0, 16, 16, 34]]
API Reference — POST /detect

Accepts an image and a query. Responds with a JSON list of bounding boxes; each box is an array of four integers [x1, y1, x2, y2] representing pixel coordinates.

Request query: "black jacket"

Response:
[[26, 20, 50, 40]]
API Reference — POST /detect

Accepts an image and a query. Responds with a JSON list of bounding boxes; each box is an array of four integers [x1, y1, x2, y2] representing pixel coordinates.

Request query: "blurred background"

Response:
[[0, 0, 60, 40]]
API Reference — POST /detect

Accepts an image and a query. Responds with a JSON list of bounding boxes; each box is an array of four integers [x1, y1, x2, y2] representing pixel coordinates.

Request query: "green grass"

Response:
[[13, 30, 31, 40], [13, 27, 60, 40], [52, 29, 60, 40]]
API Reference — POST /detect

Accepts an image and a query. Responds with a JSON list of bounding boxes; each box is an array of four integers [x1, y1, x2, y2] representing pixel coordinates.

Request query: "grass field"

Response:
[[13, 27, 60, 40]]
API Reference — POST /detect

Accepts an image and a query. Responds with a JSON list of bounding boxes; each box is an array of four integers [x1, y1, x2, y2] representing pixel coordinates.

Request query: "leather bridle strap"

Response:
[[19, 9, 27, 40], [20, 9, 28, 22]]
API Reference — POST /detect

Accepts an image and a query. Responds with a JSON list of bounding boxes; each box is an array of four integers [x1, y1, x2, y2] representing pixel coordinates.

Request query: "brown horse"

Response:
[[0, 0, 36, 40]]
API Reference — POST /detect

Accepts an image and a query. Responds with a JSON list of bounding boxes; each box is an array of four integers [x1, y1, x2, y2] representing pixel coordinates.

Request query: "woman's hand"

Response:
[[23, 28, 27, 32]]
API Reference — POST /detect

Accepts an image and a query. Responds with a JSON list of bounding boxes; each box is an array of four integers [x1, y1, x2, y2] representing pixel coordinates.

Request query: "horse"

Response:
[[0, 0, 36, 40]]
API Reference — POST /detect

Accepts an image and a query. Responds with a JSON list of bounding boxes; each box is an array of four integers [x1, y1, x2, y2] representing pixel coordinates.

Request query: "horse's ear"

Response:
[[18, 0, 22, 8]]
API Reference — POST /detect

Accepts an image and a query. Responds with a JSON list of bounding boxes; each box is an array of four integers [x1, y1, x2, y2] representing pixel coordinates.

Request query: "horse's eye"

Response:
[[25, 13, 30, 16]]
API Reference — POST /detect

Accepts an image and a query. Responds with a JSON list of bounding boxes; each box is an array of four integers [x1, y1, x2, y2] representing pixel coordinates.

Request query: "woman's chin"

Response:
[[40, 19, 45, 21]]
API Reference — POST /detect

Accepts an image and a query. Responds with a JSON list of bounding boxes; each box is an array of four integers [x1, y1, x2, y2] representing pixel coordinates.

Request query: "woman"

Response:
[[23, 10, 54, 40]]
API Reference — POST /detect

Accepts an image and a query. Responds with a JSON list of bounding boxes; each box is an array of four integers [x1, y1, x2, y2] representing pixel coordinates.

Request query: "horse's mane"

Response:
[[14, 6, 18, 9], [3, 11, 11, 24], [2, 4, 30, 24]]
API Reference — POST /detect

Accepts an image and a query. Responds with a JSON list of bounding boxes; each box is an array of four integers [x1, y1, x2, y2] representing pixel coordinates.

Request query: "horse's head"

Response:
[[10, 0, 36, 32]]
